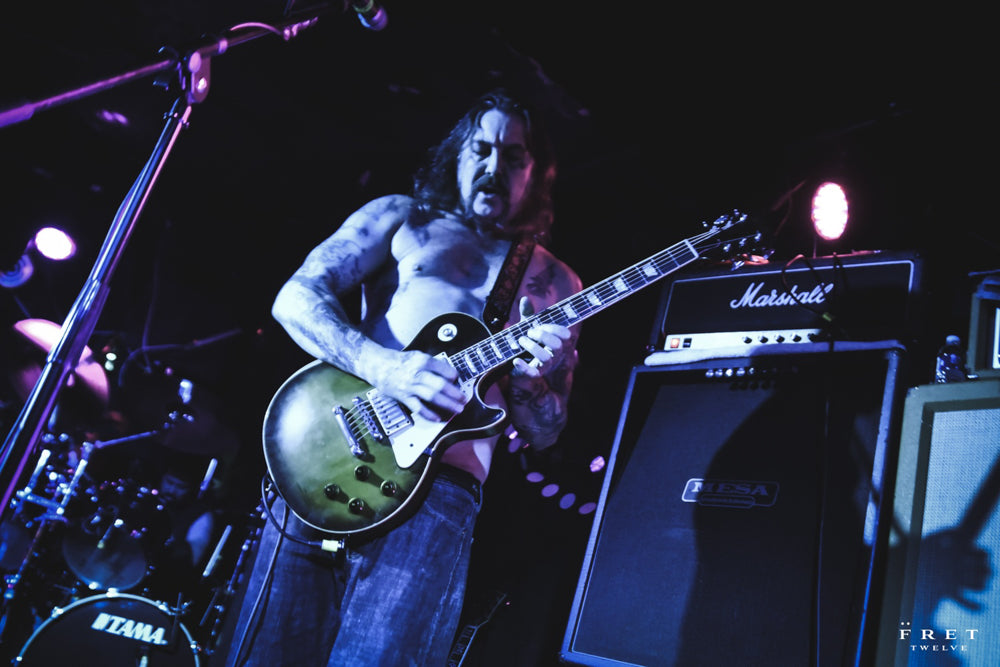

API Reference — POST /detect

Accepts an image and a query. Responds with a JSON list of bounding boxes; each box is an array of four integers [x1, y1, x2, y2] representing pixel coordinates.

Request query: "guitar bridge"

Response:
[[332, 405, 367, 457], [367, 389, 413, 436]]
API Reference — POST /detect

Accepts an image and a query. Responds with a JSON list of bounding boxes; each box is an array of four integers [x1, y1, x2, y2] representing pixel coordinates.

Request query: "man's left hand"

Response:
[[511, 296, 571, 378]]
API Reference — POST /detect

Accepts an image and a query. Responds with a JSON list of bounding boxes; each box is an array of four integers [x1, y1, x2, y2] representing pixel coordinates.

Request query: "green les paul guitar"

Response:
[[262, 212, 756, 539]]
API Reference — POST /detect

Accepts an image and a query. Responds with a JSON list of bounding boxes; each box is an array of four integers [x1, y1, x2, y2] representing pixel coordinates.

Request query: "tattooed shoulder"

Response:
[[302, 239, 364, 287]]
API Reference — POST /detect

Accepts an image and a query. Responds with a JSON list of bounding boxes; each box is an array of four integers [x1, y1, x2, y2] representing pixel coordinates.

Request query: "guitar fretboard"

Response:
[[448, 232, 715, 383]]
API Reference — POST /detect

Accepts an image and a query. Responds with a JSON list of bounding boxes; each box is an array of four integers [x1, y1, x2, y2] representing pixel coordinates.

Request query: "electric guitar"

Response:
[[262, 212, 758, 539]]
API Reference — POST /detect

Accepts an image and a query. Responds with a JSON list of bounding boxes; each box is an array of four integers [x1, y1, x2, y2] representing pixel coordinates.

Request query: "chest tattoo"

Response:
[[525, 262, 558, 298]]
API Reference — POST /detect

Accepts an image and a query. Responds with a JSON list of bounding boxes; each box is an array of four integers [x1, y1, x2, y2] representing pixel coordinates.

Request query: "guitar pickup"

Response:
[[367, 389, 414, 436]]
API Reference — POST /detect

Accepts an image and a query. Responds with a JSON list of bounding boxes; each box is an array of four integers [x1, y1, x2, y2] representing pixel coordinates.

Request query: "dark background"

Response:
[[0, 3, 994, 664]]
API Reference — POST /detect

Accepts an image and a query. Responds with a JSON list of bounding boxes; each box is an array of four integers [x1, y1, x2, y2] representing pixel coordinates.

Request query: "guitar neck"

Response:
[[450, 237, 704, 383]]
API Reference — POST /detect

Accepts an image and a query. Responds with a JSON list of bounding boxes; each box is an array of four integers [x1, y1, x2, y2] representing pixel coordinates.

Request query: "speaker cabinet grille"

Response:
[[562, 345, 907, 667], [875, 379, 1000, 666]]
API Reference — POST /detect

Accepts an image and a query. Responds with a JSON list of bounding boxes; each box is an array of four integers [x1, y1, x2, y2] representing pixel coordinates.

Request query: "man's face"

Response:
[[457, 109, 535, 229]]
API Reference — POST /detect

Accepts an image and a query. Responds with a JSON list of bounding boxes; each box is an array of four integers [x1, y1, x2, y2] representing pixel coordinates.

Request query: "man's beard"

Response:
[[465, 174, 511, 226]]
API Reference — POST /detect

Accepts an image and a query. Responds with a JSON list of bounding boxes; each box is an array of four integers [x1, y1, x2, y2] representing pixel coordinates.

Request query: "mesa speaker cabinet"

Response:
[[561, 344, 908, 667], [873, 379, 1000, 667]]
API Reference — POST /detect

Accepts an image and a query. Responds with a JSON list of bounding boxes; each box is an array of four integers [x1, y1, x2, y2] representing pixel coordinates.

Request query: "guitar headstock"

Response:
[[695, 210, 769, 267], [702, 210, 748, 232]]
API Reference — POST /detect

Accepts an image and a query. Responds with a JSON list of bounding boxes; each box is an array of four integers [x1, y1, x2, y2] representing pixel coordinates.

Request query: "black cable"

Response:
[[780, 253, 851, 341], [811, 353, 834, 667], [228, 479, 284, 667], [229, 475, 345, 665]]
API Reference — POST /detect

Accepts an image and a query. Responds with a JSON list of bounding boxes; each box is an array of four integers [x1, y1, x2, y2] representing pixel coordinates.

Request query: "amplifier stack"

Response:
[[646, 250, 924, 365]]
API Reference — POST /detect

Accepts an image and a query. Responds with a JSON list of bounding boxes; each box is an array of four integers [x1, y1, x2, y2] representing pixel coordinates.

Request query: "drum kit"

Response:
[[0, 319, 262, 666]]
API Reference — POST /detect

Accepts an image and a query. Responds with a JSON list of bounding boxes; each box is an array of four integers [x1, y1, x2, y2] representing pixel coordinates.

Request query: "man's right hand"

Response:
[[372, 350, 468, 422]]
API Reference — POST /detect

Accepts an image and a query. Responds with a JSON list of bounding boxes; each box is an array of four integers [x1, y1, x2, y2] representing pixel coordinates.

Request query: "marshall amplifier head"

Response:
[[649, 250, 924, 356]]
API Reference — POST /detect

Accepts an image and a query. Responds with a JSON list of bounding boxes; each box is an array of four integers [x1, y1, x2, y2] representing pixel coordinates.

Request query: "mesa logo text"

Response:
[[681, 478, 778, 509]]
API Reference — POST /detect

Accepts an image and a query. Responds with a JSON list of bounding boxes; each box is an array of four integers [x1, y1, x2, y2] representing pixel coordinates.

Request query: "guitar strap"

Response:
[[482, 236, 536, 334]]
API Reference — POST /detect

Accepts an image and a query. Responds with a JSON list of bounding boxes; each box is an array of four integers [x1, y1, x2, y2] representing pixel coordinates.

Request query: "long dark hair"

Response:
[[411, 89, 557, 243]]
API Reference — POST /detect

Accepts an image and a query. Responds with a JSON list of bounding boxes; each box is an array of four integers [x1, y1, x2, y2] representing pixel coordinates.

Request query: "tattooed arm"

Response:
[[504, 260, 583, 449], [271, 194, 467, 421], [506, 329, 580, 448]]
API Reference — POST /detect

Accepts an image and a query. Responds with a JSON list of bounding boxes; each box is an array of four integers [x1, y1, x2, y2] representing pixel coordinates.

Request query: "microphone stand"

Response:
[[0, 4, 336, 527]]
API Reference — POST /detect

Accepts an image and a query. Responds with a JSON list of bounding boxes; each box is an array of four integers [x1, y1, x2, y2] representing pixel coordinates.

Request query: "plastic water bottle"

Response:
[[934, 334, 968, 383]]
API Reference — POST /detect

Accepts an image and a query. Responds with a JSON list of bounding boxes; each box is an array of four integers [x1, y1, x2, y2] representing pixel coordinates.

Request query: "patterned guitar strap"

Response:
[[482, 236, 536, 334]]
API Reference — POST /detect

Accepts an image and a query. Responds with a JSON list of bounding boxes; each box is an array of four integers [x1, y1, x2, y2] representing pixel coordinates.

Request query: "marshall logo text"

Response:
[[682, 479, 779, 509], [729, 281, 834, 309]]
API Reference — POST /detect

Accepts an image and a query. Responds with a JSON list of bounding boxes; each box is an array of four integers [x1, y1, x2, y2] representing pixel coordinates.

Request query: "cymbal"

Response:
[[11, 318, 110, 406], [122, 370, 239, 457]]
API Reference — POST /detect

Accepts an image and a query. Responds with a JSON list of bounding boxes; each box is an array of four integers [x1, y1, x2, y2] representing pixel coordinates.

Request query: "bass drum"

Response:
[[16, 593, 200, 666]]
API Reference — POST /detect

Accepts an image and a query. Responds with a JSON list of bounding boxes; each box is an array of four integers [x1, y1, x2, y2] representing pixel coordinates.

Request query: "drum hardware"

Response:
[[62, 476, 170, 593], [1, 435, 91, 616], [14, 592, 202, 666], [15, 437, 93, 520], [1, 380, 245, 660], [194, 509, 264, 655]]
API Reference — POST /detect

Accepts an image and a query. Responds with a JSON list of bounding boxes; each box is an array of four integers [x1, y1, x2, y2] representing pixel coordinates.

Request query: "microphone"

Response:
[[351, 0, 388, 30]]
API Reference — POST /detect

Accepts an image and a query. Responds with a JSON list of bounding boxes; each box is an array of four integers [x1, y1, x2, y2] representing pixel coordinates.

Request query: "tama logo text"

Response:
[[682, 479, 778, 508], [91, 612, 169, 645], [729, 281, 833, 309]]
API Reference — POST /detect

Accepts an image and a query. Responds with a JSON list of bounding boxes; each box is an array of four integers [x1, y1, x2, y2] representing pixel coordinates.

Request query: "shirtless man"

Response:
[[225, 90, 581, 667]]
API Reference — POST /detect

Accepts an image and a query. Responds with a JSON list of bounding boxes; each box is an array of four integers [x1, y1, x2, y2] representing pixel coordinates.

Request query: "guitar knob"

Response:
[[354, 465, 371, 481], [381, 480, 398, 497], [324, 483, 342, 500], [348, 498, 368, 514]]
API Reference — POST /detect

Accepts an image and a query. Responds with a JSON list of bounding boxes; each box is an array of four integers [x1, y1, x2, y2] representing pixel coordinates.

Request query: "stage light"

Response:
[[1, 227, 78, 289], [810, 181, 849, 241], [558, 492, 577, 510], [33, 227, 76, 261], [0, 254, 34, 289]]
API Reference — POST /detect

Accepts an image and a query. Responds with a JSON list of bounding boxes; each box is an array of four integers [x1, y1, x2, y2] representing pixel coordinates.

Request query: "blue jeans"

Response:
[[224, 471, 481, 667]]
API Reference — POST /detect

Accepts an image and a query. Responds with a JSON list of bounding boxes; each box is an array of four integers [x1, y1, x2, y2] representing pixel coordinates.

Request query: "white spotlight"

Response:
[[810, 182, 849, 241], [34, 227, 77, 261]]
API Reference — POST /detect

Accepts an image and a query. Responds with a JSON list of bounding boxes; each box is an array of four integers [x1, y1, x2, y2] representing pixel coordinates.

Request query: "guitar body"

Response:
[[263, 313, 506, 539], [263, 212, 756, 540]]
